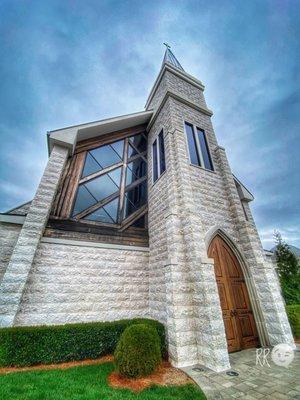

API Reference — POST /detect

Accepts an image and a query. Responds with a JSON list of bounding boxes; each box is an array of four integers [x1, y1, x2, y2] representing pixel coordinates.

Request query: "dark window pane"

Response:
[[185, 123, 200, 166], [110, 140, 124, 158], [72, 185, 97, 216], [84, 167, 121, 202], [132, 215, 145, 228], [197, 128, 213, 170], [158, 130, 166, 174], [108, 168, 122, 187], [126, 158, 147, 186], [123, 193, 137, 218], [103, 197, 119, 222], [129, 134, 147, 153], [82, 153, 102, 178], [152, 139, 158, 182], [124, 181, 147, 219], [90, 142, 123, 170], [84, 198, 119, 223], [84, 207, 113, 223], [128, 143, 138, 158]]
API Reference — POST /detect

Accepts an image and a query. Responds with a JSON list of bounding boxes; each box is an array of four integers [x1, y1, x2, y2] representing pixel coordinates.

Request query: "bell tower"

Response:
[[146, 45, 294, 371]]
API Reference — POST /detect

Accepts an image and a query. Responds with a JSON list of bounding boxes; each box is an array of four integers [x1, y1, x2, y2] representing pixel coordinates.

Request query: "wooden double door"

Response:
[[208, 235, 259, 352]]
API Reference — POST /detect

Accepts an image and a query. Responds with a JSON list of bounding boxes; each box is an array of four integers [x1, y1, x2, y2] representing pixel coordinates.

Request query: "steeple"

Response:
[[162, 43, 184, 72]]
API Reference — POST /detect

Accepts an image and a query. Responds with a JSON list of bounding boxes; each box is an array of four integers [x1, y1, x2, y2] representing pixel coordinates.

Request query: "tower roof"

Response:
[[162, 44, 184, 72]]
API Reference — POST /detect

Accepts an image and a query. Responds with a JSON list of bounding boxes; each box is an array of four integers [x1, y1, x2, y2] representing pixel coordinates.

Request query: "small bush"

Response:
[[114, 323, 162, 378], [286, 305, 300, 337], [0, 318, 166, 367]]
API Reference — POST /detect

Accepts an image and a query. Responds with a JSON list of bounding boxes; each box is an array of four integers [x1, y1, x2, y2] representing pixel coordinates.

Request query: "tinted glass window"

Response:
[[84, 198, 119, 223], [158, 130, 166, 174], [152, 139, 158, 182], [124, 181, 147, 219], [129, 134, 147, 153], [82, 140, 124, 178], [72, 185, 98, 216], [196, 128, 213, 171], [83, 167, 121, 202], [72, 134, 148, 228], [185, 123, 200, 166], [89, 142, 123, 169], [82, 153, 102, 178], [132, 215, 145, 228], [126, 158, 147, 186], [110, 140, 124, 158]]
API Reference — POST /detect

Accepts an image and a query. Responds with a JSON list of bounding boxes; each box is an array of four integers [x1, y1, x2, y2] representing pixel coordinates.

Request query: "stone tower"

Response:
[[146, 47, 294, 370]]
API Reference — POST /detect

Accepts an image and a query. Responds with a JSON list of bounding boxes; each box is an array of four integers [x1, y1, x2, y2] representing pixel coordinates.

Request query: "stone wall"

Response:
[[147, 99, 174, 325], [15, 241, 149, 326], [170, 98, 238, 241], [148, 97, 230, 370], [0, 145, 69, 327], [146, 64, 294, 369], [0, 223, 21, 282]]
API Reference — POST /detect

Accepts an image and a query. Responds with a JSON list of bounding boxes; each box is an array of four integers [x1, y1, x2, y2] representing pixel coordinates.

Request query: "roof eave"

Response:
[[233, 175, 254, 202], [47, 110, 153, 156]]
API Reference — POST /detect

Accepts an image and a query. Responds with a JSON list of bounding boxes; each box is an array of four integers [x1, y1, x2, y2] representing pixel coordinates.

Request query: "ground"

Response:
[[0, 361, 206, 400], [183, 346, 300, 399]]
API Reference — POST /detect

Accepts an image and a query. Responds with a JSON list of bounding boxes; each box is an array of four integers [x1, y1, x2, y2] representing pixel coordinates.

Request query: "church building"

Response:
[[0, 47, 294, 371]]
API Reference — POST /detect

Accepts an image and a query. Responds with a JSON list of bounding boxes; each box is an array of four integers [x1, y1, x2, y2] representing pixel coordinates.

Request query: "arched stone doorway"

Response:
[[208, 235, 260, 352]]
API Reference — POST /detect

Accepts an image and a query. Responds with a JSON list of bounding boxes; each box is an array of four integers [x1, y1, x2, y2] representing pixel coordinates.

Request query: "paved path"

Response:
[[183, 346, 300, 399]]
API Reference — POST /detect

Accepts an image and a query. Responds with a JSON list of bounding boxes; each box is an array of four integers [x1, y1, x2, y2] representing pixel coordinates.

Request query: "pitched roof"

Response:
[[4, 201, 32, 216], [163, 47, 184, 72], [233, 175, 254, 202]]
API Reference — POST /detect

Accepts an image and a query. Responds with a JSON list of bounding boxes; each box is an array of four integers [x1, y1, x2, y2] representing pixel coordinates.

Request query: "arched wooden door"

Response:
[[208, 235, 259, 352]]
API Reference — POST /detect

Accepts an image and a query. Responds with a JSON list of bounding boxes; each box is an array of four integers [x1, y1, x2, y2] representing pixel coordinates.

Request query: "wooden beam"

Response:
[[78, 161, 123, 184], [59, 152, 85, 218], [118, 138, 129, 223], [73, 190, 120, 220], [75, 124, 147, 154], [120, 205, 147, 232]]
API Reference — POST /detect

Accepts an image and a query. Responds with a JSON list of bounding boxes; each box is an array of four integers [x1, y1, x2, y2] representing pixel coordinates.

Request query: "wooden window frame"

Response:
[[52, 124, 148, 230]]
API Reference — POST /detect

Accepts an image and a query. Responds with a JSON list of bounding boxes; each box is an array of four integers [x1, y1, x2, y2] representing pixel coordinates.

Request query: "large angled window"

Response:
[[72, 133, 148, 228]]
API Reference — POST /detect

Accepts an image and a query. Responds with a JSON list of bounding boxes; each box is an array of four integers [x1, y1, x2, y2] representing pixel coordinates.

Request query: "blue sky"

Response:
[[0, 0, 299, 249]]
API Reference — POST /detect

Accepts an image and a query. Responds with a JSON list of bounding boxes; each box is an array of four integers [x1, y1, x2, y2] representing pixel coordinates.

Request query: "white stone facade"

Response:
[[14, 241, 149, 326], [0, 52, 294, 372], [0, 223, 22, 282]]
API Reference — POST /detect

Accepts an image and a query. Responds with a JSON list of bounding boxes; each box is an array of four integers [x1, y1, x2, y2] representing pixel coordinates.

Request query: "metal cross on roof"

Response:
[[162, 44, 184, 72]]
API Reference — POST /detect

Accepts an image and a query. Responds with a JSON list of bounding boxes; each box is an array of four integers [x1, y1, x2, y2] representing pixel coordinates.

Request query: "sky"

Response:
[[0, 0, 299, 249]]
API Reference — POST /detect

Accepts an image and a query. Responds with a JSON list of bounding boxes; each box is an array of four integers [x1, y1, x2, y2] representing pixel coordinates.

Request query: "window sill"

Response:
[[189, 163, 217, 175]]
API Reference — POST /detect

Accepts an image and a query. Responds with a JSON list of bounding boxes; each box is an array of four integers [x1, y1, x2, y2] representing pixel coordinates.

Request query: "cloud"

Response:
[[0, 0, 299, 248]]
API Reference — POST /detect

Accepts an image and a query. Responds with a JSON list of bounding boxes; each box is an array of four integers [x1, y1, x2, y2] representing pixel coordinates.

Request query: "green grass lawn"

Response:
[[0, 362, 206, 400]]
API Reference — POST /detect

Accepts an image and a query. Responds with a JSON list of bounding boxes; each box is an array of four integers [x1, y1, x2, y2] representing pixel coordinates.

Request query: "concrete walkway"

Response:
[[183, 346, 300, 399]]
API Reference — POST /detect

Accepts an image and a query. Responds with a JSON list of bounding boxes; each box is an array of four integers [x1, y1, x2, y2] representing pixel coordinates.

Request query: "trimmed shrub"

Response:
[[0, 318, 166, 367], [114, 323, 162, 378], [286, 305, 300, 338]]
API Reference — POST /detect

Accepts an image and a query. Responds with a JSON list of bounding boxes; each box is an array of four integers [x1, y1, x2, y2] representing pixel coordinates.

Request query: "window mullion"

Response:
[[118, 138, 128, 223], [193, 125, 204, 167]]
